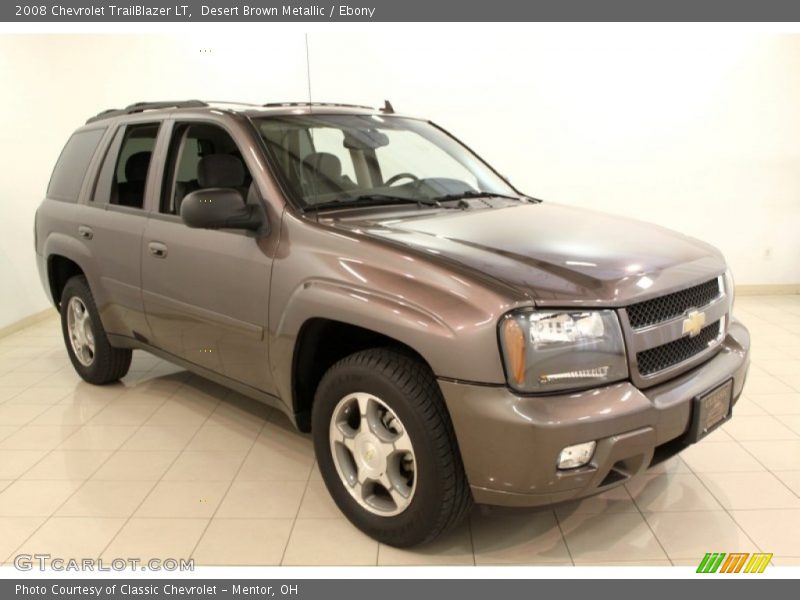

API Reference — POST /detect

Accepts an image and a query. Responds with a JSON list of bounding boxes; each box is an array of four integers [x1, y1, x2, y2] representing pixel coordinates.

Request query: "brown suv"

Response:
[[35, 100, 750, 547]]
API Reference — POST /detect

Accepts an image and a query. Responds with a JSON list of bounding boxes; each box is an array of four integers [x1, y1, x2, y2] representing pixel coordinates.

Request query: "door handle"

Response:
[[78, 225, 93, 240], [148, 241, 168, 258]]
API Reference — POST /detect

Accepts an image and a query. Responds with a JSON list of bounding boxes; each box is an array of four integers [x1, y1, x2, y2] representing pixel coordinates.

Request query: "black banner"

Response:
[[5, 0, 800, 22], [2, 579, 796, 600]]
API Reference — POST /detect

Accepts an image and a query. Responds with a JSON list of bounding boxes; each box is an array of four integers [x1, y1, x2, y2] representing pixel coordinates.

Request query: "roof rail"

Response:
[[86, 100, 208, 124], [262, 101, 375, 110]]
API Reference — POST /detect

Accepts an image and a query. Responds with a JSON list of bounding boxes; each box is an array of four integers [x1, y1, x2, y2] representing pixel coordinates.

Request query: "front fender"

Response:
[[270, 277, 508, 407], [267, 214, 524, 408], [270, 277, 453, 395]]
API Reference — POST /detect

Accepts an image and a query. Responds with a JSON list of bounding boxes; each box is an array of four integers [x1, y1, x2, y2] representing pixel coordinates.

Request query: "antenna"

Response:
[[305, 34, 313, 113], [381, 100, 395, 114]]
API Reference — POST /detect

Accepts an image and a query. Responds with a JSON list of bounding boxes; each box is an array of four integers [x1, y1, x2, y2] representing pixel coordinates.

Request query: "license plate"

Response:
[[688, 380, 733, 443]]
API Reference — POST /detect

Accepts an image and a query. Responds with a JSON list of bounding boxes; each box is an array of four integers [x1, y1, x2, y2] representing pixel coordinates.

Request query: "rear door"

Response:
[[75, 120, 163, 340], [140, 119, 275, 394]]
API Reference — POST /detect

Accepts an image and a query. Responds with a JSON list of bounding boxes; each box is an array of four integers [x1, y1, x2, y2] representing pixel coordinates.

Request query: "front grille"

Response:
[[627, 278, 721, 329], [636, 320, 721, 376]]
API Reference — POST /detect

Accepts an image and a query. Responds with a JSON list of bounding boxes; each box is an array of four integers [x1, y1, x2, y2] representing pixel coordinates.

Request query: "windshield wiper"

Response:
[[304, 194, 442, 212], [432, 191, 528, 203]]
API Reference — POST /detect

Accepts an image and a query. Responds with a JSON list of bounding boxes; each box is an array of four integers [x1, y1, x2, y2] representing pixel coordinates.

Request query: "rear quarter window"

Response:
[[47, 128, 106, 202]]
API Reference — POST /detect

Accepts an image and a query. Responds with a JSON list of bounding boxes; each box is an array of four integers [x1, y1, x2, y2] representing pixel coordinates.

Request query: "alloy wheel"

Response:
[[66, 296, 95, 367], [329, 392, 417, 516]]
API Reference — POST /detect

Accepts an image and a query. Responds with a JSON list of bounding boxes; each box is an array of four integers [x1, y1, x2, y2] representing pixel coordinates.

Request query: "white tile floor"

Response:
[[0, 295, 798, 566]]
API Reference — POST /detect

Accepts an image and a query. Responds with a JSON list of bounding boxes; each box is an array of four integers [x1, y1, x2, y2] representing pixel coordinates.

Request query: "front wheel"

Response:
[[312, 348, 472, 547], [60, 275, 132, 384]]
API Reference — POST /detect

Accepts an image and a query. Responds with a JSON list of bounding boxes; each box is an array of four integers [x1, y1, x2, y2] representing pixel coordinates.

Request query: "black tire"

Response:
[[60, 275, 132, 385], [312, 347, 472, 547]]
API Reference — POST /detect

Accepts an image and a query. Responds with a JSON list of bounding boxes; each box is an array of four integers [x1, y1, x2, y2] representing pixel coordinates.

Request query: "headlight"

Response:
[[499, 309, 628, 393]]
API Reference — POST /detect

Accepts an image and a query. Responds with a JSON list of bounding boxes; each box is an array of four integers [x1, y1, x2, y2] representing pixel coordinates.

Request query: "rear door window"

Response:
[[92, 127, 125, 204], [106, 123, 160, 209], [47, 128, 106, 202]]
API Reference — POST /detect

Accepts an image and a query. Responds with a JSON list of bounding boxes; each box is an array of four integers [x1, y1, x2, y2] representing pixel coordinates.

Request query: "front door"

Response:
[[140, 120, 275, 394]]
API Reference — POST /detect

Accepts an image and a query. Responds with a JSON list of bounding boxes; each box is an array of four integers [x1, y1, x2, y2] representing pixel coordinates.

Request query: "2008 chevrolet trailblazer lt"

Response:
[[35, 100, 750, 546]]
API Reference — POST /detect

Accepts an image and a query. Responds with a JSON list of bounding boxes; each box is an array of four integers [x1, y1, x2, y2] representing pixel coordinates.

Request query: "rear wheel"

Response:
[[312, 348, 472, 547], [60, 276, 131, 384]]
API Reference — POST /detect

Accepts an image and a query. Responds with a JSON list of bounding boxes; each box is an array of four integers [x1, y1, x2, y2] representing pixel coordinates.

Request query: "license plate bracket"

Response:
[[687, 379, 733, 443]]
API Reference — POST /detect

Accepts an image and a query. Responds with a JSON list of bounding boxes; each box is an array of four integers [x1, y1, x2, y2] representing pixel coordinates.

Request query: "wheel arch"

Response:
[[47, 253, 87, 308], [271, 276, 509, 430], [290, 317, 433, 432], [43, 232, 96, 308]]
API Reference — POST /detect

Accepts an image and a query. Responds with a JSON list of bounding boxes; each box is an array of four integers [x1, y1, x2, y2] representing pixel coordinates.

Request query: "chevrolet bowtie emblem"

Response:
[[682, 309, 706, 338]]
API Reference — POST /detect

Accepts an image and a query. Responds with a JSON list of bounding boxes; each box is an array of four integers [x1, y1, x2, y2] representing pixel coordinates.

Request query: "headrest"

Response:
[[125, 152, 152, 183], [303, 152, 343, 180], [197, 154, 246, 188]]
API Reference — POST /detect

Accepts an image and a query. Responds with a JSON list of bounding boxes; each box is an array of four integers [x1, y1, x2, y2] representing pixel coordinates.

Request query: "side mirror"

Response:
[[180, 188, 262, 231]]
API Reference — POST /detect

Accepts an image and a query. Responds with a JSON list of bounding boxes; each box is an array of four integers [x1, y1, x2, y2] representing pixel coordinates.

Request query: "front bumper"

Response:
[[440, 319, 750, 507]]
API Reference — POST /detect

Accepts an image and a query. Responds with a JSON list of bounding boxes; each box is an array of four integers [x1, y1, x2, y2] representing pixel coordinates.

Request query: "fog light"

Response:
[[557, 441, 596, 470]]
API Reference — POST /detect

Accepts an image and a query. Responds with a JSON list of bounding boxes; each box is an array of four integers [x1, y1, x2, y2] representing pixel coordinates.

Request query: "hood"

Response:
[[325, 201, 726, 306]]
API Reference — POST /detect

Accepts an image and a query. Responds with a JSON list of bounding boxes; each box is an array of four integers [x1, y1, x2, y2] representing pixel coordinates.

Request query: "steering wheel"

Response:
[[385, 173, 420, 186]]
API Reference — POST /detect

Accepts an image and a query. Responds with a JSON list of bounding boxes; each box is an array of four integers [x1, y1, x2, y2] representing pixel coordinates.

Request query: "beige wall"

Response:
[[0, 29, 798, 328]]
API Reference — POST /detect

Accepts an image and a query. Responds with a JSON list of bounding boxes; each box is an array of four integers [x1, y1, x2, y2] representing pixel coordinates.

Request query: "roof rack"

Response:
[[262, 101, 376, 110], [86, 100, 208, 124], [204, 100, 261, 107]]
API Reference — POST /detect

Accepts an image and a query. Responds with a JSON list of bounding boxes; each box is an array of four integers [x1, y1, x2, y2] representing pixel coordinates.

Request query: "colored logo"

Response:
[[697, 552, 773, 573], [682, 309, 707, 338]]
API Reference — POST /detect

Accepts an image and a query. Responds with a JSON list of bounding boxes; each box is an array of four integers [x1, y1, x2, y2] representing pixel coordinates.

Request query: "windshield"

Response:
[[253, 114, 519, 209]]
